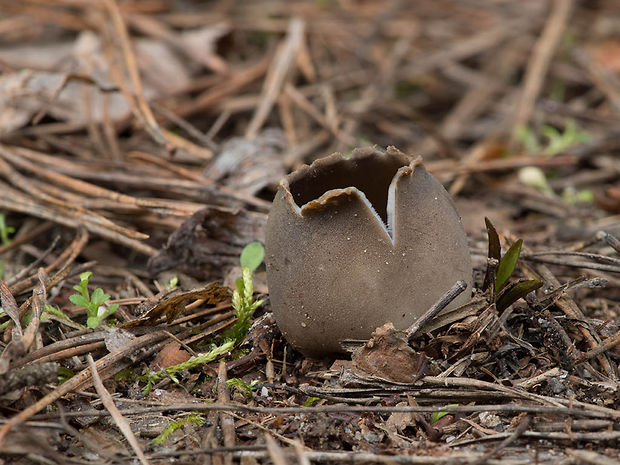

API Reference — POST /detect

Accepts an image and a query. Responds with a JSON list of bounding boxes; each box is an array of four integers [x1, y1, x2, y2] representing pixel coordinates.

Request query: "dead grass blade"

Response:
[[86, 353, 151, 465]]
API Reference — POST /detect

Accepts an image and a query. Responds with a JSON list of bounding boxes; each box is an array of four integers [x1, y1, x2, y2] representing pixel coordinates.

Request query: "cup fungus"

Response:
[[265, 146, 472, 357]]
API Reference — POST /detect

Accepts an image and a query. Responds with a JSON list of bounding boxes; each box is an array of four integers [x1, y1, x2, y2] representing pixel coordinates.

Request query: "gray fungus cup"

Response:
[[265, 146, 472, 357]]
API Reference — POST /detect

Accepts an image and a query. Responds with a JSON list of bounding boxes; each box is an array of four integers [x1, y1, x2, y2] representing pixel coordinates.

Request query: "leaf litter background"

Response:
[[0, 0, 619, 464]]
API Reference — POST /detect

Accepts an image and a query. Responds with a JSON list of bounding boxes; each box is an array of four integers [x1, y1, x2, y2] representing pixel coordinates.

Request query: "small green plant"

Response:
[[114, 368, 139, 382], [0, 310, 9, 331], [226, 268, 264, 344], [142, 340, 234, 395], [240, 242, 264, 274], [0, 214, 14, 278], [69, 272, 118, 329], [226, 378, 258, 399], [516, 119, 590, 157], [540, 119, 590, 156], [42, 304, 77, 325], [518, 166, 593, 204], [495, 239, 523, 293], [167, 275, 179, 290], [431, 404, 459, 424], [58, 366, 75, 384], [0, 213, 15, 245], [304, 396, 320, 407], [141, 242, 264, 395], [561, 186, 594, 205], [482, 218, 543, 312], [21, 304, 78, 329], [152, 415, 206, 445], [225, 242, 265, 344], [516, 125, 542, 155]]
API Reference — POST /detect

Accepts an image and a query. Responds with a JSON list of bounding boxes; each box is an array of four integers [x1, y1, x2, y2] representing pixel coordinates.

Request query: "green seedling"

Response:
[[240, 242, 264, 273], [226, 242, 265, 344], [22, 304, 79, 330], [234, 241, 264, 293], [142, 340, 234, 395], [483, 218, 543, 312], [515, 125, 541, 155], [58, 366, 75, 384], [540, 119, 590, 156], [226, 378, 258, 399], [43, 304, 77, 324], [152, 415, 206, 445], [562, 186, 594, 205], [226, 268, 264, 344], [69, 272, 118, 329], [142, 243, 264, 395], [168, 275, 179, 290], [114, 369, 138, 382], [519, 166, 593, 205], [496, 280, 545, 314], [516, 119, 590, 157], [431, 404, 459, 424], [231, 347, 250, 359], [0, 213, 15, 245], [0, 214, 14, 278], [248, 30, 276, 47], [495, 239, 523, 293], [0, 310, 9, 331], [304, 396, 320, 407]]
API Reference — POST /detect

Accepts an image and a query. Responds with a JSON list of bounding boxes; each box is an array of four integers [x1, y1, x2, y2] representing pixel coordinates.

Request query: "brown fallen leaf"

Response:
[[119, 281, 229, 328], [351, 322, 427, 384], [386, 401, 416, 434]]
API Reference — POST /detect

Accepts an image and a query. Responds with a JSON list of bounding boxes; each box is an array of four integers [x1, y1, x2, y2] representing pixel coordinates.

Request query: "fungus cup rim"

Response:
[[278, 146, 423, 244]]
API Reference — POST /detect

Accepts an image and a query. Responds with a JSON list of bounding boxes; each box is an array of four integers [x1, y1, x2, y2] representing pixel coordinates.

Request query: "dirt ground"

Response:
[[0, 1, 619, 464]]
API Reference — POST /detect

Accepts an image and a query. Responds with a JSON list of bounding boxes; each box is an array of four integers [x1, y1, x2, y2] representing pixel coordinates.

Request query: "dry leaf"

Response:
[[119, 281, 229, 328], [351, 322, 427, 384]]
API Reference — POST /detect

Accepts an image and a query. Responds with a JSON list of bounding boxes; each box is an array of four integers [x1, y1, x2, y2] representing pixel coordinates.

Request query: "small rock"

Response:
[[547, 377, 566, 394], [479, 411, 501, 428]]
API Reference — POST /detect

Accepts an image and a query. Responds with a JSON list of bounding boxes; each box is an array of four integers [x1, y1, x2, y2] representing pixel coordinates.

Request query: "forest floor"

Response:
[[0, 1, 619, 464]]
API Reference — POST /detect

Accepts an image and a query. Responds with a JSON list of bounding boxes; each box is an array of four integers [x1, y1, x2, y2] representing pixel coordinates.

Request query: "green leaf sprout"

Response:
[[69, 272, 118, 329], [225, 242, 265, 344], [484, 218, 543, 311], [495, 240, 523, 294], [142, 340, 234, 395], [516, 119, 590, 157], [304, 396, 320, 406], [240, 241, 264, 273], [226, 378, 258, 399], [0, 213, 15, 245], [431, 404, 459, 424], [496, 279, 544, 313], [168, 275, 179, 290], [152, 415, 206, 445]]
